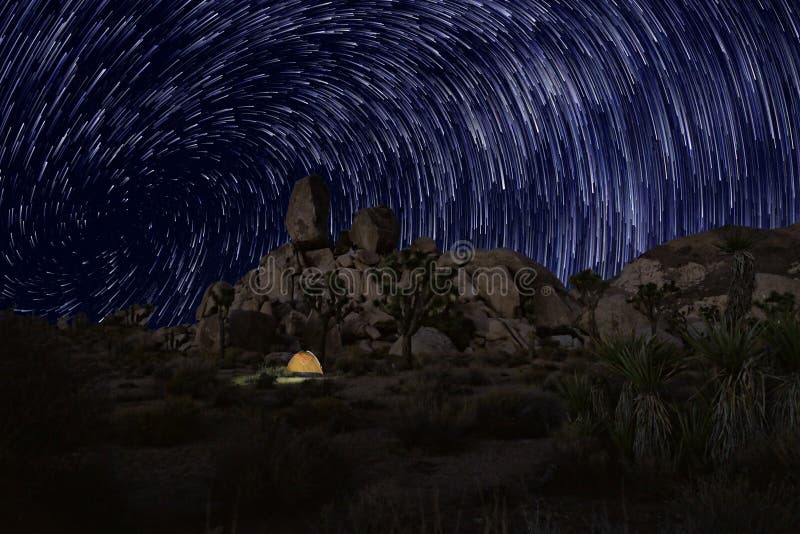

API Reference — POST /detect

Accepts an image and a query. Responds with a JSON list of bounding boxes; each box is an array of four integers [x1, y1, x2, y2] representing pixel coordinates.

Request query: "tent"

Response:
[[286, 350, 323, 374]]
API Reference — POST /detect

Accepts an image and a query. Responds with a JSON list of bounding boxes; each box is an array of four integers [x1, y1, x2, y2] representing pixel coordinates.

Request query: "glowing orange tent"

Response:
[[286, 350, 323, 374]]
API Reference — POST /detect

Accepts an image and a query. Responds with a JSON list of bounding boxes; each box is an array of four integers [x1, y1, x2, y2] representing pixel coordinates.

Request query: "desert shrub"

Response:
[[320, 486, 454, 534], [115, 396, 206, 447], [460, 366, 491, 386], [164, 358, 217, 398], [210, 422, 353, 523], [334, 352, 374, 376], [284, 396, 356, 433], [477, 349, 530, 368], [274, 377, 340, 406], [671, 400, 713, 472], [547, 423, 616, 496], [762, 312, 800, 432], [392, 378, 475, 452], [675, 474, 800, 533], [213, 383, 247, 407], [231, 363, 287, 388], [0, 454, 123, 532], [254, 372, 276, 389], [555, 372, 610, 436], [423, 310, 475, 351], [0, 313, 105, 458], [473, 389, 564, 439]]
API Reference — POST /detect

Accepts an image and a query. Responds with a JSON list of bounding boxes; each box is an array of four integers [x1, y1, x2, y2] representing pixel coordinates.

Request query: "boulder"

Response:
[[281, 309, 307, 337], [350, 206, 400, 254], [285, 174, 330, 250], [362, 307, 396, 334], [389, 327, 457, 356], [305, 248, 336, 272], [411, 236, 438, 254], [474, 265, 520, 318], [336, 252, 354, 268], [256, 244, 300, 303], [354, 248, 381, 267], [333, 230, 353, 256], [228, 310, 277, 352], [301, 311, 343, 360], [196, 281, 234, 321]]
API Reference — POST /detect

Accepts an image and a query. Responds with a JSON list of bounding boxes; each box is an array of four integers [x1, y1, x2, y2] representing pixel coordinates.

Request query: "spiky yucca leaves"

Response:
[[594, 336, 682, 462], [555, 372, 609, 436], [689, 317, 766, 463], [762, 312, 800, 433], [673, 400, 713, 471]]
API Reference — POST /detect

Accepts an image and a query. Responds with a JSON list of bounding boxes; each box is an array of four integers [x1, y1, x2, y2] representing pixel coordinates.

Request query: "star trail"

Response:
[[1, 0, 799, 326]]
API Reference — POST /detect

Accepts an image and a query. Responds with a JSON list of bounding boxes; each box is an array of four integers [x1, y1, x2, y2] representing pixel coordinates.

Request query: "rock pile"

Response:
[[185, 174, 579, 360]]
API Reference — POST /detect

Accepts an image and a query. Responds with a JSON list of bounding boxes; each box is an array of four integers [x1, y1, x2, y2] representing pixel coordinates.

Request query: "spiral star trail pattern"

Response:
[[1, 1, 799, 326]]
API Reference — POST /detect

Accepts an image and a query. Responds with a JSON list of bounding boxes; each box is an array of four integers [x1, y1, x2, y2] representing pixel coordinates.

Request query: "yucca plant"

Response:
[[593, 336, 682, 462], [555, 372, 609, 435], [689, 317, 766, 462], [672, 400, 713, 472], [762, 312, 800, 433]]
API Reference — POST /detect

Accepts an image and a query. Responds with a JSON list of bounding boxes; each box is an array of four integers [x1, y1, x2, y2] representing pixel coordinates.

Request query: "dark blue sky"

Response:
[[1, 0, 799, 326]]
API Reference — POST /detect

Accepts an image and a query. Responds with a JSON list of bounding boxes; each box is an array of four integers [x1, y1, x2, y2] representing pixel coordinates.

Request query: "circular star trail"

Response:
[[1, 0, 799, 326]]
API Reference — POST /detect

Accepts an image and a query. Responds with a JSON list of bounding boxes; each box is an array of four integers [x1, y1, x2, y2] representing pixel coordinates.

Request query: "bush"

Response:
[[164, 358, 217, 398], [473, 390, 564, 439], [0, 313, 105, 458], [210, 422, 353, 523], [392, 382, 474, 453], [675, 474, 800, 533], [116, 397, 206, 447], [335, 352, 375, 376], [423, 310, 476, 351], [284, 396, 356, 433]]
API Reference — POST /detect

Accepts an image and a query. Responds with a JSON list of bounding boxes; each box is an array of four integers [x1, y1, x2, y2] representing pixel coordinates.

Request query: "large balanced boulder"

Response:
[[285, 174, 330, 250], [350, 206, 400, 254], [390, 327, 457, 357]]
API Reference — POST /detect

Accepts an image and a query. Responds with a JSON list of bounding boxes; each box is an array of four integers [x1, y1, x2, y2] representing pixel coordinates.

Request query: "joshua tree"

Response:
[[627, 280, 680, 337], [210, 284, 235, 359], [301, 268, 363, 366], [377, 249, 457, 369], [569, 269, 608, 338], [717, 229, 756, 323]]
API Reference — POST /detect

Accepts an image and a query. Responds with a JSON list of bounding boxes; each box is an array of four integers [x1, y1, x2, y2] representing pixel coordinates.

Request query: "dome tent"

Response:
[[286, 350, 323, 375]]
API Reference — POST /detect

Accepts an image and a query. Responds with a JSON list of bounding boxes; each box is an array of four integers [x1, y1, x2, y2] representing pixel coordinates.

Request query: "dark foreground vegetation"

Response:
[[2, 298, 799, 534]]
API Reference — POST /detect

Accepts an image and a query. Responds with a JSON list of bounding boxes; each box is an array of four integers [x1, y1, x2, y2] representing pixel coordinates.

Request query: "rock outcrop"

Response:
[[285, 174, 331, 250], [606, 223, 800, 328]]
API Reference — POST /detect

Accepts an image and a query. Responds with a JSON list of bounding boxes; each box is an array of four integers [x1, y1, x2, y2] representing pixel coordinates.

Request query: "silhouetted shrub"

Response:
[[164, 358, 218, 398], [335, 352, 374, 376], [116, 396, 206, 446], [675, 474, 800, 533], [392, 381, 475, 452], [284, 396, 356, 433], [210, 422, 353, 524], [473, 389, 565, 439]]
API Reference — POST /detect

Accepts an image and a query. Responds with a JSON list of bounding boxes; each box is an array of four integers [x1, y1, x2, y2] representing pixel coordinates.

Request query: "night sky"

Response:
[[1, 0, 799, 326]]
